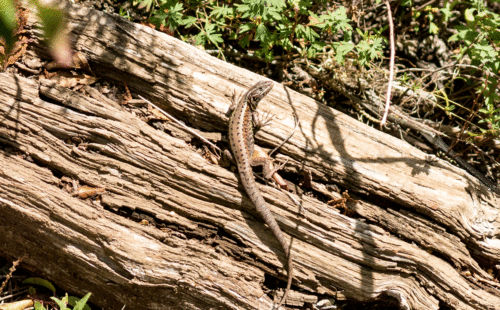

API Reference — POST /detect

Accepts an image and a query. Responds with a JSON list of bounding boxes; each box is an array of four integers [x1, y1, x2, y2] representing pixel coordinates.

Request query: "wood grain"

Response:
[[0, 3, 499, 309]]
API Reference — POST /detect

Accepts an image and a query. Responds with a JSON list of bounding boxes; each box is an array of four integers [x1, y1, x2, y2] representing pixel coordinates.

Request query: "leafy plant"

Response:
[[355, 27, 387, 66], [0, 0, 17, 55], [23, 277, 56, 293], [143, 0, 384, 65], [446, 0, 500, 132], [23, 278, 92, 310], [52, 293, 92, 310], [398, 0, 500, 134]]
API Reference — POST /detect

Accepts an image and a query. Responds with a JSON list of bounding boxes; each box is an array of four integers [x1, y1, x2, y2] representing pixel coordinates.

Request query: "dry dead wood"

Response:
[[0, 3, 500, 310]]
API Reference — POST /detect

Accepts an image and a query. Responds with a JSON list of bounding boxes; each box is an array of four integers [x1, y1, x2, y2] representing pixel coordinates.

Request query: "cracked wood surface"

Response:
[[0, 2, 499, 309]]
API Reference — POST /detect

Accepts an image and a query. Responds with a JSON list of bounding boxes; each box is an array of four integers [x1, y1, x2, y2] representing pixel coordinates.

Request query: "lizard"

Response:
[[227, 80, 293, 309]]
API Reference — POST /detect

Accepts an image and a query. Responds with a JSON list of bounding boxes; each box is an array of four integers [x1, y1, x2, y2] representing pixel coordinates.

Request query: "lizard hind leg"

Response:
[[251, 145, 278, 179], [251, 145, 289, 190]]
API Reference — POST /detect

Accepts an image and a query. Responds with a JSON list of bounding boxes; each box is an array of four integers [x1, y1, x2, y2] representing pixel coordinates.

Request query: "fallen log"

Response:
[[0, 3, 499, 309]]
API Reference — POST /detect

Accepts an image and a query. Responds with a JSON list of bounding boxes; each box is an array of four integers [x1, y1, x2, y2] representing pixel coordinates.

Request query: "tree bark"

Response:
[[0, 3, 499, 310]]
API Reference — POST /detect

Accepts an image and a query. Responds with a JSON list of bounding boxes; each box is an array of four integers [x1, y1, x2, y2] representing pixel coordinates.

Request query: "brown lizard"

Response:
[[227, 80, 293, 309]]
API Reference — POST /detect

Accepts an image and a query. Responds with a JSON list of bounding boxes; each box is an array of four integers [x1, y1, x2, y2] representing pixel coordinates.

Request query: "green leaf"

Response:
[[354, 30, 384, 66], [136, 0, 154, 12], [51, 294, 69, 310], [307, 41, 326, 58], [267, 9, 282, 21], [23, 277, 56, 293], [70, 293, 92, 310], [34, 301, 47, 310], [32, 0, 71, 66], [314, 7, 352, 33], [180, 16, 196, 27], [205, 23, 223, 45], [255, 24, 269, 42], [295, 25, 319, 41], [266, 0, 286, 9], [151, 0, 185, 30], [449, 25, 478, 43], [333, 41, 354, 64], [195, 32, 206, 46], [33, 2, 65, 42], [0, 0, 17, 54], [429, 22, 439, 34], [276, 23, 293, 40], [472, 41, 497, 63], [195, 23, 224, 47], [440, 2, 454, 22], [464, 8, 476, 23], [264, 49, 274, 62], [238, 35, 251, 48], [235, 4, 250, 17], [296, 0, 313, 13], [208, 33, 223, 44], [237, 0, 285, 20], [427, 11, 434, 22], [239, 23, 255, 34], [211, 5, 233, 19]]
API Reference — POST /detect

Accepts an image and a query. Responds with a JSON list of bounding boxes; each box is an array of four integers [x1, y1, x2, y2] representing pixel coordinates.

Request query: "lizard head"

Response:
[[247, 80, 274, 110]]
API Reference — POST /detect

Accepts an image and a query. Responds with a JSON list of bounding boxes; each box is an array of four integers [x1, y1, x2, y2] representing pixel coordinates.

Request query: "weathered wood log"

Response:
[[0, 3, 499, 309]]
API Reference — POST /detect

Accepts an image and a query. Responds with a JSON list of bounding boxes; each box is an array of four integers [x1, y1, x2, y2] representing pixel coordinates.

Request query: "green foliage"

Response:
[[24, 278, 92, 310], [0, 0, 70, 67], [440, 2, 455, 22], [34, 1, 65, 44], [142, 0, 384, 65], [150, 0, 191, 30], [69, 293, 92, 310], [34, 301, 47, 310], [23, 277, 57, 293], [119, 7, 132, 20], [50, 293, 92, 310], [401, 0, 500, 133], [0, 0, 17, 54], [447, 0, 500, 132], [355, 27, 386, 66]]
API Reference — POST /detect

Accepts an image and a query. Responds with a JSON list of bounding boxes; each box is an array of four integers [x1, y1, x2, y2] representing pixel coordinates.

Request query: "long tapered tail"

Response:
[[276, 252, 293, 309], [240, 168, 292, 309]]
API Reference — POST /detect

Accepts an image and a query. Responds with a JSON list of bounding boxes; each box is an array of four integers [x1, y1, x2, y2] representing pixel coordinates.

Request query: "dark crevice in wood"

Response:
[[102, 197, 295, 291], [38, 91, 98, 118], [1, 4, 499, 309]]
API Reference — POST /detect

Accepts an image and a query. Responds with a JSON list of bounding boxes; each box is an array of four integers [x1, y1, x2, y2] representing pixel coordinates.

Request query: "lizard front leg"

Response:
[[252, 110, 274, 132], [250, 111, 288, 190]]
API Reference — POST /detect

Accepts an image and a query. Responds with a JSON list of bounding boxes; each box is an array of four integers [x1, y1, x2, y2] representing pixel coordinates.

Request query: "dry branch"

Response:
[[0, 3, 499, 310]]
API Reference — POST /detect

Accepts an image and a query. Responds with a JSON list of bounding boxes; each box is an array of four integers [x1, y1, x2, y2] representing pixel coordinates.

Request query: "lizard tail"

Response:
[[251, 191, 293, 309], [240, 168, 293, 309], [275, 252, 293, 309]]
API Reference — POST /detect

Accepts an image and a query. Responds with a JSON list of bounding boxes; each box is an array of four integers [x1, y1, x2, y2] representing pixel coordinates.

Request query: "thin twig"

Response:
[[0, 288, 30, 302], [137, 95, 222, 155], [0, 256, 24, 295], [380, 0, 395, 127], [396, 63, 499, 78]]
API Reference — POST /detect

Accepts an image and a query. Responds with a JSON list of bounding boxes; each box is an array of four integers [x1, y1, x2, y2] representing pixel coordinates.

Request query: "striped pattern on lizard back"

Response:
[[228, 80, 292, 309]]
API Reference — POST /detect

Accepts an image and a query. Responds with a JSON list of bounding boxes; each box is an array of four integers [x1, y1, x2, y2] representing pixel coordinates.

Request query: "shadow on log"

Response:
[[0, 3, 499, 309]]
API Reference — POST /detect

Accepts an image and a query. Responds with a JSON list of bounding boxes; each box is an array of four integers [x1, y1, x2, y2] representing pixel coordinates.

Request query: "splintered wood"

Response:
[[0, 2, 499, 310]]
